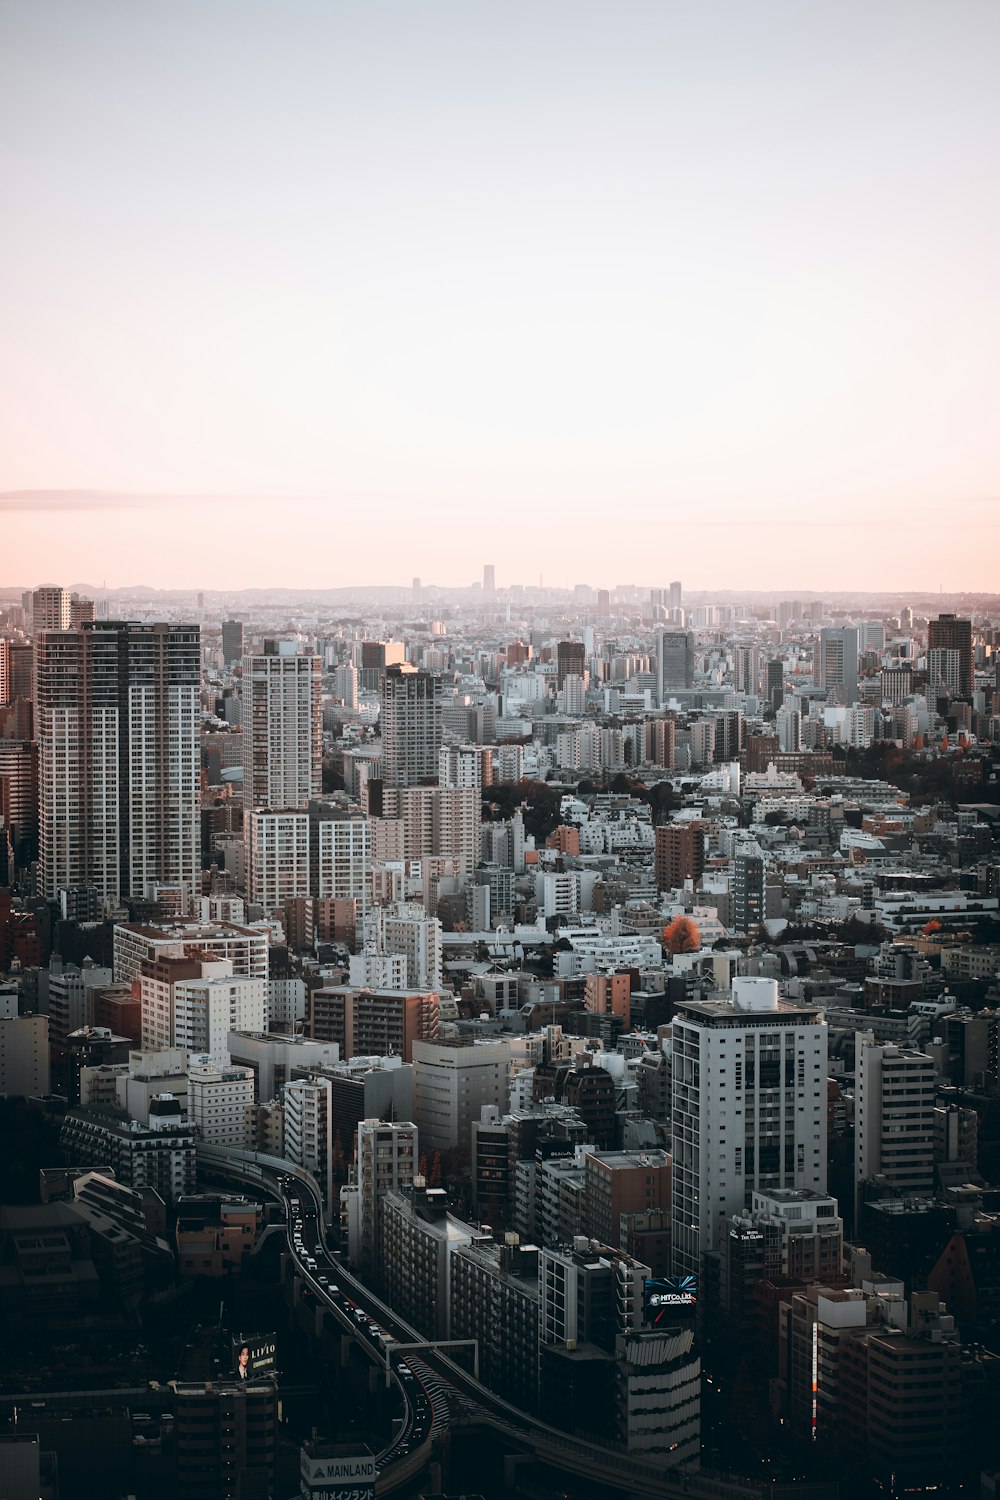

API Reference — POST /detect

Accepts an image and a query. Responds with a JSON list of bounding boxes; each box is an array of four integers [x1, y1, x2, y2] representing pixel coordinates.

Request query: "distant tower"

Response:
[[816, 627, 859, 705], [556, 640, 586, 689], [483, 564, 496, 598], [656, 630, 694, 702], [669, 580, 682, 613], [927, 614, 973, 699], [221, 620, 244, 665]]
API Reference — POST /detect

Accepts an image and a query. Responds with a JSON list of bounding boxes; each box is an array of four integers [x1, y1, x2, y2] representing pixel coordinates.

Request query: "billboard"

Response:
[[300, 1451, 376, 1500], [233, 1333, 277, 1381], [644, 1275, 698, 1323]]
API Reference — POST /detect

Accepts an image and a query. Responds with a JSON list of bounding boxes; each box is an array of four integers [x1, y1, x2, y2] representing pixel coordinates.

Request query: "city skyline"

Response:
[[3, 0, 1000, 591]]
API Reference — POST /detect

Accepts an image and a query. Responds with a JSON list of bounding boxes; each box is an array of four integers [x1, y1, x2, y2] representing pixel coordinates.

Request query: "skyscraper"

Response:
[[766, 658, 784, 710], [483, 563, 496, 596], [221, 619, 244, 665], [927, 614, 973, 699], [31, 586, 71, 633], [669, 581, 682, 612], [816, 627, 859, 705], [556, 640, 586, 688], [656, 630, 694, 702], [671, 978, 828, 1277], [36, 621, 200, 904], [380, 664, 442, 787], [732, 840, 765, 933], [240, 640, 321, 809]]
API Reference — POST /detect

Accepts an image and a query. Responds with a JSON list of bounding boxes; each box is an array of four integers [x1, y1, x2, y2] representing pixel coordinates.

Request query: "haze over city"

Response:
[[3, 7, 1000, 1500], [3, 0, 1000, 591]]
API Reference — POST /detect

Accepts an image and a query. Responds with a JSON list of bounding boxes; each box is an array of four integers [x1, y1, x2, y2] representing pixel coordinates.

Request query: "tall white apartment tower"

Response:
[[241, 641, 321, 810], [671, 977, 827, 1277], [855, 1033, 936, 1218], [36, 622, 200, 904], [380, 665, 442, 788], [31, 586, 72, 633]]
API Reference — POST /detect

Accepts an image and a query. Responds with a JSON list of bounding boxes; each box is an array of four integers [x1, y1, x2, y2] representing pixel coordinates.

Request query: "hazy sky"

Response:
[[2, 0, 999, 592]]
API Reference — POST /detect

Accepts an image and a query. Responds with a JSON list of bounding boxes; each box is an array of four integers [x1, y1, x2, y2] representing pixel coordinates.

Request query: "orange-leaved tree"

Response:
[[663, 916, 701, 954]]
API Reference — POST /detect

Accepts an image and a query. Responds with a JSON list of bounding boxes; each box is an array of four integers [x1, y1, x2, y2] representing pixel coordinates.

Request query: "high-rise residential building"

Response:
[[0, 739, 39, 872], [379, 664, 442, 787], [671, 977, 828, 1277], [927, 614, 973, 699], [927, 647, 963, 698], [816, 627, 859, 704], [8, 642, 32, 702], [775, 704, 801, 752], [377, 784, 480, 875], [734, 644, 758, 696], [221, 619, 244, 664], [0, 638, 9, 707], [383, 908, 443, 990], [732, 839, 765, 932], [644, 715, 676, 768], [68, 594, 95, 627], [597, 589, 611, 618], [36, 622, 200, 904], [556, 640, 586, 689], [311, 807, 371, 915], [240, 640, 321, 811], [309, 985, 438, 1062], [766, 658, 784, 710], [668, 580, 683, 612], [285, 1074, 334, 1209], [439, 744, 492, 791], [483, 563, 496, 596], [855, 1034, 936, 1214], [59, 1096, 196, 1202], [332, 662, 359, 709], [656, 631, 694, 701], [347, 1117, 417, 1274], [245, 809, 311, 915], [31, 586, 71, 633], [654, 821, 704, 891], [139, 955, 267, 1062], [113, 919, 269, 987]]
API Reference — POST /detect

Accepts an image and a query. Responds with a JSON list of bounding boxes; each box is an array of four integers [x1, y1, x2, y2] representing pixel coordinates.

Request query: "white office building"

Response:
[[671, 977, 828, 1277]]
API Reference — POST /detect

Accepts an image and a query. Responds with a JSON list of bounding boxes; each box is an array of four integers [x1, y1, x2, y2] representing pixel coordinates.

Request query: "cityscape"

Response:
[[3, 2, 1000, 1499], [0, 580, 998, 1499]]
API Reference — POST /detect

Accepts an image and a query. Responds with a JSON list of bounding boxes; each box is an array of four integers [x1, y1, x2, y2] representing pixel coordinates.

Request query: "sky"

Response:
[[2, 0, 999, 593]]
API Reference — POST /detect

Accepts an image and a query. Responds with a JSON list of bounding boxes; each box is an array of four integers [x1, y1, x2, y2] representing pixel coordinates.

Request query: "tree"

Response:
[[663, 915, 700, 954]]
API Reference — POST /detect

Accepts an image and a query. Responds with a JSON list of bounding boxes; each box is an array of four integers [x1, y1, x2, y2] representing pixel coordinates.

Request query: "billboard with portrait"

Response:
[[233, 1334, 277, 1380]]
